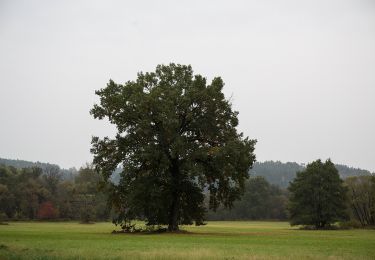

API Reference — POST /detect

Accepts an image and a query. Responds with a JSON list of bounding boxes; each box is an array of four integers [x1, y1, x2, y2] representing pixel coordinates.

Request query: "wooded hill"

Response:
[[0, 158, 77, 180], [251, 161, 373, 188], [0, 157, 373, 222], [1, 158, 372, 189]]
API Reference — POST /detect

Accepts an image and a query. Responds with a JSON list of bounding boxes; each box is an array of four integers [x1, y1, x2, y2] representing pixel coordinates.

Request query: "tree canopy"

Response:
[[0, 164, 109, 222], [90, 63, 256, 231], [207, 176, 288, 220], [288, 159, 348, 229]]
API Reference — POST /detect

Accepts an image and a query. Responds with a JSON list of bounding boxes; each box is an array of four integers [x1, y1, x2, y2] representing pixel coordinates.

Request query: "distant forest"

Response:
[[0, 157, 373, 221], [1, 158, 371, 187], [0, 158, 77, 180], [1, 158, 371, 189], [250, 161, 373, 188], [207, 161, 373, 221]]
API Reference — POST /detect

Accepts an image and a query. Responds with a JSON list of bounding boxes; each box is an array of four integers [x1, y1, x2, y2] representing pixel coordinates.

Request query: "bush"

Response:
[[300, 224, 339, 230], [79, 206, 95, 224], [37, 202, 58, 220], [339, 220, 364, 229]]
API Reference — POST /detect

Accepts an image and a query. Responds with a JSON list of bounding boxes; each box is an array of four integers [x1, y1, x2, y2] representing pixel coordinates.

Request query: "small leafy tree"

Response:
[[288, 159, 348, 229], [91, 64, 256, 231], [0, 183, 15, 219], [42, 165, 61, 196], [74, 165, 110, 223], [345, 176, 375, 226], [78, 194, 95, 224]]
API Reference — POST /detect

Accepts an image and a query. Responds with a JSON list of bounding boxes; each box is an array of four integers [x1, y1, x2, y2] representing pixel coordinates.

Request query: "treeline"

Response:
[[0, 158, 77, 180], [251, 161, 373, 188], [1, 158, 374, 227], [207, 161, 373, 222], [206, 176, 288, 220], [0, 164, 109, 222], [2, 158, 371, 188], [209, 166, 375, 227]]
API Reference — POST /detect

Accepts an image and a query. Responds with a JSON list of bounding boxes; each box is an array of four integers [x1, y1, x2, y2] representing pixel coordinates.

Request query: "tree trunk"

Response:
[[168, 195, 179, 231], [168, 160, 180, 232]]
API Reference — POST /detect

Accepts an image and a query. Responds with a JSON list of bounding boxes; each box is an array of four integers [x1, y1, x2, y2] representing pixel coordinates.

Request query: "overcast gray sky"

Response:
[[0, 0, 374, 171]]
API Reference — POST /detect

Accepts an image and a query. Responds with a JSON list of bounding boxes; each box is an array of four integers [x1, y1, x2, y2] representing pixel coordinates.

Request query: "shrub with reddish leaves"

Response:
[[37, 201, 58, 219]]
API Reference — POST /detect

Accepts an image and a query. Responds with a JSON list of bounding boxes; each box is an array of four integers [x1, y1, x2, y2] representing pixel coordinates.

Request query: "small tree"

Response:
[[42, 165, 62, 196], [79, 198, 95, 224], [288, 159, 348, 229], [345, 176, 375, 226], [73, 165, 110, 223]]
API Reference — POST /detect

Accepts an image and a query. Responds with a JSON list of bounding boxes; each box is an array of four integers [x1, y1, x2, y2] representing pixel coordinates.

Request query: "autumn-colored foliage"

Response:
[[37, 201, 58, 219]]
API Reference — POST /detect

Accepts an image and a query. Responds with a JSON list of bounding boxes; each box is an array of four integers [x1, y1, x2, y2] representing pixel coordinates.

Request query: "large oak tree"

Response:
[[90, 64, 256, 231]]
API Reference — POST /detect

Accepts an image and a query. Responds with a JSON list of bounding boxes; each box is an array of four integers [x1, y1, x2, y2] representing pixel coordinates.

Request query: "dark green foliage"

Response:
[[288, 159, 349, 229], [73, 165, 110, 223], [77, 195, 96, 223], [0, 164, 109, 221], [345, 176, 375, 226], [207, 176, 288, 220], [42, 165, 61, 195], [91, 63, 256, 231], [0, 165, 50, 220]]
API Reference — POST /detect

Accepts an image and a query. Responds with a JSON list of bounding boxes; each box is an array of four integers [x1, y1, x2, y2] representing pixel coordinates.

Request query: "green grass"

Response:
[[0, 221, 374, 259]]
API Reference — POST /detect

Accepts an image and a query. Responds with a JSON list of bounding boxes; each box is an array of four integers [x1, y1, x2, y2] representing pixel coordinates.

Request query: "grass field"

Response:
[[0, 221, 374, 260]]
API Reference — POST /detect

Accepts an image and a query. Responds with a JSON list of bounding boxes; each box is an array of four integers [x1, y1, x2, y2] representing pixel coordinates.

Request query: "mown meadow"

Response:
[[0, 221, 374, 260]]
